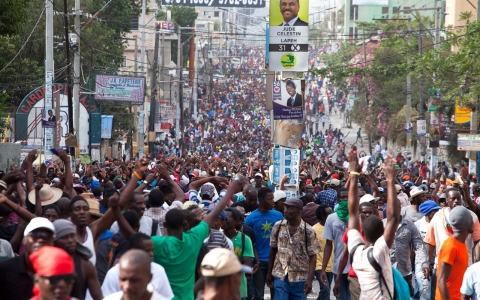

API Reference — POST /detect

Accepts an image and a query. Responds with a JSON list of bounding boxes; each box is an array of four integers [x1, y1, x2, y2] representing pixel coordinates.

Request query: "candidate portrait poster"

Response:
[[272, 80, 304, 120]]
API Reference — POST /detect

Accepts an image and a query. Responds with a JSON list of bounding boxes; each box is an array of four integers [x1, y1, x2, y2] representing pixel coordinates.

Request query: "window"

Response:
[[349, 27, 358, 39], [393, 6, 400, 13], [130, 14, 139, 30], [122, 56, 127, 68], [214, 11, 219, 17], [382, 7, 389, 14], [350, 5, 358, 20]]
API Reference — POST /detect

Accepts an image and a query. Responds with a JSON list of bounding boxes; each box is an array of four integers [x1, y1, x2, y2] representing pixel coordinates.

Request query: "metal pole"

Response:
[[472, 0, 480, 179], [406, 19, 412, 156], [138, 0, 146, 157], [176, 28, 181, 147], [63, 0, 75, 156], [45, 0, 54, 157], [73, 0, 81, 158], [193, 38, 198, 119], [363, 27, 372, 154], [431, 2, 441, 173], [133, 36, 138, 158], [148, 25, 160, 155], [418, 24, 427, 161]]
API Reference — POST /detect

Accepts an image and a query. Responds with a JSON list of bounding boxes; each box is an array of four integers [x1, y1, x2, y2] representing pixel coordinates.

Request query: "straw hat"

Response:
[[28, 184, 63, 206], [78, 193, 103, 217], [409, 186, 426, 200]]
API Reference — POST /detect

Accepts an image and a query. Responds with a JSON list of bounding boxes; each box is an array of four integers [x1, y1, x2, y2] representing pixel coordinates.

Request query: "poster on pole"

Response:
[[439, 114, 452, 145], [454, 101, 471, 124], [457, 134, 480, 151], [428, 88, 441, 112], [417, 120, 426, 136], [160, 0, 266, 7], [272, 80, 304, 120], [95, 75, 145, 103], [273, 119, 304, 148], [272, 148, 300, 186], [429, 113, 440, 148], [268, 0, 309, 71]]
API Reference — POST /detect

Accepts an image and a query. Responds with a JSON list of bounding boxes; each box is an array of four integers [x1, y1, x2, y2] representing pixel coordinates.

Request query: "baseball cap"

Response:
[[24, 217, 56, 237], [273, 190, 287, 202], [395, 184, 402, 193], [254, 173, 263, 178], [359, 194, 380, 204], [201, 248, 252, 277], [330, 179, 341, 186], [200, 184, 216, 199], [284, 198, 303, 209]]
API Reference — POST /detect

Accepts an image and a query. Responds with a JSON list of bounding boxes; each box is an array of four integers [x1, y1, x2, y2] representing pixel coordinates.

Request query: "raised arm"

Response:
[[347, 149, 360, 231], [157, 163, 185, 201], [58, 150, 73, 197], [25, 149, 37, 195], [0, 194, 36, 222], [383, 154, 401, 248]]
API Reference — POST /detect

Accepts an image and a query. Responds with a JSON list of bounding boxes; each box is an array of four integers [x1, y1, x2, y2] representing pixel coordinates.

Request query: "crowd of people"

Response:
[[2, 43, 480, 300]]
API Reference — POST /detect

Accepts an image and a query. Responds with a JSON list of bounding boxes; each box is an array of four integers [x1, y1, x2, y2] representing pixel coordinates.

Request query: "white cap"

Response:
[[254, 173, 263, 178], [395, 184, 402, 193], [24, 217, 55, 237], [273, 190, 287, 202], [359, 194, 380, 204], [201, 248, 252, 277], [330, 179, 341, 186]]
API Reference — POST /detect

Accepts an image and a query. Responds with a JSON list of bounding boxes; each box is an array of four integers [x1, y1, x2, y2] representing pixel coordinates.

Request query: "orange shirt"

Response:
[[435, 237, 468, 300]]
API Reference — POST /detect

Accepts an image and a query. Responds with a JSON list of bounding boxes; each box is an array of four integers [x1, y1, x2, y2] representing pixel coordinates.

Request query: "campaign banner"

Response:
[[268, 0, 309, 71], [42, 120, 56, 128], [272, 148, 300, 186], [429, 114, 440, 148], [273, 119, 304, 148], [95, 75, 145, 103], [417, 120, 426, 136], [160, 0, 266, 7], [272, 80, 304, 120], [439, 114, 452, 145]]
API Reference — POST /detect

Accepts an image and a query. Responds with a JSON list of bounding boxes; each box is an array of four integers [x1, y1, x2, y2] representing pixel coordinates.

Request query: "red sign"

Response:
[[154, 21, 175, 33]]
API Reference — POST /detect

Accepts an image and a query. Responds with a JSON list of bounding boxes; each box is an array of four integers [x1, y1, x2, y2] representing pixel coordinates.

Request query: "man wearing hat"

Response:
[[436, 206, 473, 299], [396, 184, 409, 208], [266, 198, 321, 299], [0, 217, 55, 300], [314, 179, 340, 210], [254, 172, 268, 190], [201, 248, 252, 300], [414, 200, 441, 300], [425, 187, 480, 297], [273, 190, 287, 216], [30, 246, 77, 300], [401, 186, 426, 223]]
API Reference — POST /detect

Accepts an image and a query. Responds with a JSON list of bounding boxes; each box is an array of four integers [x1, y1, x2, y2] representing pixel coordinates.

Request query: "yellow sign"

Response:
[[454, 102, 471, 124]]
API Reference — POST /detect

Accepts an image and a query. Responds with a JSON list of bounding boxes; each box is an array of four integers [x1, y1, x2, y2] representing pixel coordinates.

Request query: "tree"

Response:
[[0, 0, 26, 36]]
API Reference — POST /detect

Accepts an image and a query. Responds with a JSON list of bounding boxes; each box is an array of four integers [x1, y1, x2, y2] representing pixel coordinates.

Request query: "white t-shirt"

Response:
[[348, 229, 393, 300], [381, 149, 389, 159], [103, 285, 169, 300], [101, 263, 173, 299], [461, 261, 480, 300], [375, 144, 382, 153], [110, 215, 160, 237]]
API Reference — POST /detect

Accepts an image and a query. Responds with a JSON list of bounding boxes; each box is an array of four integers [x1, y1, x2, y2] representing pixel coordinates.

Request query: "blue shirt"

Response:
[[245, 209, 283, 262], [314, 189, 337, 209]]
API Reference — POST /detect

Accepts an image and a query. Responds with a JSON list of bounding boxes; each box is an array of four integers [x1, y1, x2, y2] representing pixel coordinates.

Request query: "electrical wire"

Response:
[[0, 7, 46, 74]]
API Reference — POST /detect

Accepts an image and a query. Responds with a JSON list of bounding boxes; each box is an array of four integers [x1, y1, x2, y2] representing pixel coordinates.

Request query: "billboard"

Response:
[[160, 105, 176, 119], [268, 0, 309, 71], [272, 80, 304, 120], [95, 75, 145, 103], [160, 0, 266, 7], [457, 134, 480, 151]]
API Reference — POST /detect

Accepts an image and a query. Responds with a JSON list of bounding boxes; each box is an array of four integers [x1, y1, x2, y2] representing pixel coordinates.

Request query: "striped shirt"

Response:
[[348, 229, 393, 300], [203, 229, 233, 251]]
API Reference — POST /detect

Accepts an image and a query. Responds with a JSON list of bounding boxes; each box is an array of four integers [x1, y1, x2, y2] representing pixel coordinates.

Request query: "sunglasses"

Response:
[[41, 275, 76, 285], [29, 231, 53, 240]]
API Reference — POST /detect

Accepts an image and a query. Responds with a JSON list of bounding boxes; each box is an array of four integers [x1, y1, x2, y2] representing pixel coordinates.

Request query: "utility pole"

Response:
[[148, 24, 160, 155], [406, 19, 412, 157], [138, 0, 146, 157], [418, 24, 427, 160], [431, 1, 441, 173], [362, 27, 373, 154], [177, 28, 182, 149], [472, 0, 480, 180], [45, 0, 54, 158], [73, 0, 81, 158], [63, 0, 75, 156], [193, 39, 198, 118], [208, 24, 213, 108]]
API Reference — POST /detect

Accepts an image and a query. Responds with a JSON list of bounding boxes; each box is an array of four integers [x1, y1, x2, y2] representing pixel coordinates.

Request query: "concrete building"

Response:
[[445, 0, 475, 30]]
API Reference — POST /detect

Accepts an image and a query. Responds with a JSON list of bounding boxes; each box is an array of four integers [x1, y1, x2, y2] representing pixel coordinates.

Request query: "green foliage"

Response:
[[163, 6, 198, 66], [0, 0, 26, 36]]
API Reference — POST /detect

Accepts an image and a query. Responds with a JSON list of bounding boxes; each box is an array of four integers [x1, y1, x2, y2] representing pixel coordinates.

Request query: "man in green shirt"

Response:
[[223, 208, 254, 299], [152, 177, 248, 300]]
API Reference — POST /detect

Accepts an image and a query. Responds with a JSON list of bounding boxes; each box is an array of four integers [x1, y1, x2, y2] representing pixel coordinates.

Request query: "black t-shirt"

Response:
[[0, 223, 18, 241], [95, 237, 112, 285], [0, 253, 33, 300], [242, 224, 256, 245], [231, 201, 258, 214], [108, 233, 130, 268]]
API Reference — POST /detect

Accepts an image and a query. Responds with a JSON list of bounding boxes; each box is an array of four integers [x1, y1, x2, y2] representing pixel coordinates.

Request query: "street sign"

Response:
[[458, 134, 480, 151], [268, 0, 309, 71]]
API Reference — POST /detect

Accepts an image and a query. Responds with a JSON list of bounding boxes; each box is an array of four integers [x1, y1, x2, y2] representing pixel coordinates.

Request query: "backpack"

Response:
[[350, 243, 410, 300]]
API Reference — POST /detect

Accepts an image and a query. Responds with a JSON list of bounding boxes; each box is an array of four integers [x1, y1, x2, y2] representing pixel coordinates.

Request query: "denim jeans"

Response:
[[333, 273, 350, 300], [314, 270, 333, 300], [253, 261, 269, 300], [414, 266, 431, 300], [273, 275, 306, 300]]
